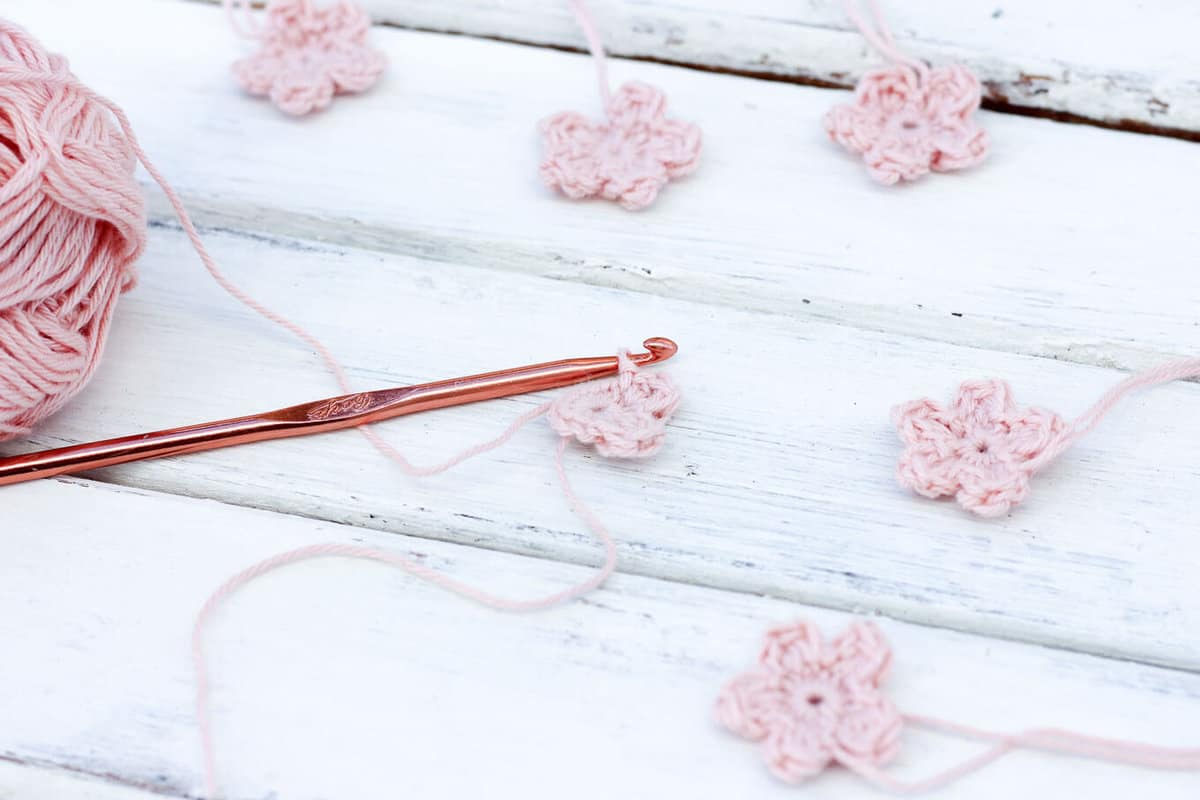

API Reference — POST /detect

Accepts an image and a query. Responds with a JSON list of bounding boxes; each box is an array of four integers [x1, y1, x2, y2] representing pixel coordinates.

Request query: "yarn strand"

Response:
[[193, 436, 618, 799], [568, 0, 611, 108], [842, 0, 927, 78], [850, 714, 1200, 794]]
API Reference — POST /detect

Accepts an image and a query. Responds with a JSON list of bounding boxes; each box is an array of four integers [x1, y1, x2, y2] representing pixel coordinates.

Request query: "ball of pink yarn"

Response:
[[0, 22, 146, 437]]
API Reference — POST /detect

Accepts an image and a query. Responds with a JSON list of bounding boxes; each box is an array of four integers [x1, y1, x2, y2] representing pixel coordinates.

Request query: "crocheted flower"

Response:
[[232, 0, 386, 116], [548, 351, 680, 457], [539, 82, 701, 210], [893, 380, 1068, 516], [825, 64, 989, 184], [716, 620, 901, 783]]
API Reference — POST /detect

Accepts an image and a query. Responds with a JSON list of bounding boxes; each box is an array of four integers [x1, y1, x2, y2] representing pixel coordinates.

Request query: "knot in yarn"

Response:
[[825, 63, 989, 184], [231, 0, 386, 116], [893, 379, 1068, 517], [716, 620, 901, 783], [0, 22, 145, 437], [548, 350, 679, 457], [540, 81, 701, 210]]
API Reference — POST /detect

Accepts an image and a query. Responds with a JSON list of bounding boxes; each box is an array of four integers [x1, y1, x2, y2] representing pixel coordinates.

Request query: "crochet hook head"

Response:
[[0, 338, 677, 486], [633, 337, 678, 365]]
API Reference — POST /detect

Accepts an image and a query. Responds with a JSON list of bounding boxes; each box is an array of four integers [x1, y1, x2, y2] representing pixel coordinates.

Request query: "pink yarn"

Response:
[[539, 1, 701, 210], [194, 353, 678, 798], [0, 23, 146, 437], [224, 0, 386, 116], [719, 620, 1200, 792], [894, 358, 1200, 516], [893, 380, 1068, 517], [548, 350, 679, 457], [825, 1, 988, 184], [716, 620, 902, 783]]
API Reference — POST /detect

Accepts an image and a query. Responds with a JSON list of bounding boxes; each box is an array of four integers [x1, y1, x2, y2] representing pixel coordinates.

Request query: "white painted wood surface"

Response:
[[0, 0, 1198, 797], [3, 479, 1199, 798], [202, 0, 1200, 134]]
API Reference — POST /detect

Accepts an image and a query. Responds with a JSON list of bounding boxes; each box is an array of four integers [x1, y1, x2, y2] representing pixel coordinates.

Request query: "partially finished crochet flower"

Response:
[[825, 64, 989, 184], [716, 620, 902, 783], [232, 0, 386, 116], [539, 82, 701, 210], [893, 379, 1068, 517], [548, 350, 680, 457]]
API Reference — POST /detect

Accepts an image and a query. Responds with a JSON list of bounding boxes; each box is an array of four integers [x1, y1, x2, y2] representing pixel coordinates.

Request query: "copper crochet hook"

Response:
[[0, 337, 677, 487]]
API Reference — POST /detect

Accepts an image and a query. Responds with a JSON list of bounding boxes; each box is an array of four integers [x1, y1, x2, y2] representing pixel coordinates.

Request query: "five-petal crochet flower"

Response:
[[825, 64, 989, 184], [548, 350, 680, 457], [892, 379, 1069, 516], [539, 81, 701, 210], [716, 620, 902, 783], [232, 0, 386, 116]]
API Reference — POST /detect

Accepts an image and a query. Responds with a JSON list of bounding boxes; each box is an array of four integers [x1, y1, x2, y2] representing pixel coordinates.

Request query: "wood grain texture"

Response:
[[3, 221, 1196, 673], [191, 0, 1200, 135], [1, 2, 1198, 796], [2, 478, 1197, 799], [0, 0, 1197, 670], [15, 0, 1200, 375], [0, 760, 174, 800]]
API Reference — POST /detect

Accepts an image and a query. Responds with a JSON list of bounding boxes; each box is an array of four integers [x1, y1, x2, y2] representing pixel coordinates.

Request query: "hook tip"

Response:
[[640, 337, 678, 363]]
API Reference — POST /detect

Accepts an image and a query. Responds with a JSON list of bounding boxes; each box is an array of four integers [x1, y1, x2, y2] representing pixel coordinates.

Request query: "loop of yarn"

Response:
[[825, 0, 989, 184], [539, 1, 701, 210], [718, 619, 1200, 792], [195, 352, 679, 798], [0, 22, 146, 437], [548, 350, 680, 456], [894, 358, 1200, 516], [716, 620, 902, 783], [226, 0, 386, 116]]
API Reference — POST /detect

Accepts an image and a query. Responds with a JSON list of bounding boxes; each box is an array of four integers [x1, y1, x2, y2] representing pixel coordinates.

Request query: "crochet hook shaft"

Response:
[[0, 337, 677, 487]]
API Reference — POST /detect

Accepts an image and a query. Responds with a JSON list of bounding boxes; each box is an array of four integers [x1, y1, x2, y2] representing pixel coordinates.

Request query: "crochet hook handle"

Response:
[[0, 337, 677, 487]]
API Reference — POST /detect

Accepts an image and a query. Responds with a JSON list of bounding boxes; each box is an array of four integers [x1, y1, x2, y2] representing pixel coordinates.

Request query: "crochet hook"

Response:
[[0, 337, 677, 487]]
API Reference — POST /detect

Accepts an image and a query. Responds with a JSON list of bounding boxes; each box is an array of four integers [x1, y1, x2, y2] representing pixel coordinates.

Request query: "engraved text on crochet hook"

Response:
[[307, 392, 373, 421]]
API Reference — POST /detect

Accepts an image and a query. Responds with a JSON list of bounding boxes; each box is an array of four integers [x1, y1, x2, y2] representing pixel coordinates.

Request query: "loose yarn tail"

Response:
[[221, 0, 262, 39], [567, 0, 610, 108], [851, 714, 1200, 794], [1032, 357, 1200, 471], [193, 433, 619, 799], [842, 0, 927, 78]]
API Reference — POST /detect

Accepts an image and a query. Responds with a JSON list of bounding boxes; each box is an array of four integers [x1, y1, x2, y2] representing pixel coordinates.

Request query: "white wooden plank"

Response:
[[2, 220, 1197, 672], [2, 478, 1198, 799], [192, 0, 1200, 134], [10, 0, 1200, 374], [0, 760, 172, 800]]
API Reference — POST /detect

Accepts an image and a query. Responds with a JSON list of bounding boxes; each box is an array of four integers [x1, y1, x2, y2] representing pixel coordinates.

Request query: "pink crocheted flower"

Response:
[[548, 351, 680, 457], [232, 0, 386, 116], [540, 82, 701, 210], [716, 620, 902, 783], [825, 64, 989, 184], [893, 380, 1068, 517]]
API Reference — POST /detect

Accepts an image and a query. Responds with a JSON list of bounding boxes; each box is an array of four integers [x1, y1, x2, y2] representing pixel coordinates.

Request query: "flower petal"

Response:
[[955, 466, 1031, 517], [269, 70, 336, 116], [606, 81, 668, 129], [715, 669, 785, 741], [762, 715, 836, 783], [828, 621, 892, 689], [648, 119, 702, 179], [952, 379, 1018, 428], [923, 64, 983, 121], [1003, 405, 1068, 461], [759, 621, 825, 674], [833, 694, 903, 769]]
